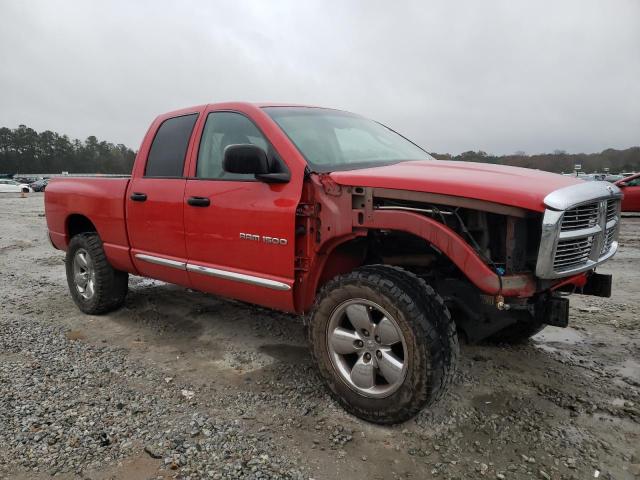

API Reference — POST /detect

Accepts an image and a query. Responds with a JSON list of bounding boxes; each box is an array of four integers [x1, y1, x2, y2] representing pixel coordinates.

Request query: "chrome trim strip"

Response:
[[536, 209, 563, 278], [558, 225, 602, 240], [543, 181, 622, 210], [135, 253, 186, 270], [375, 205, 454, 215], [186, 264, 291, 291], [589, 200, 608, 262], [134, 254, 291, 291]]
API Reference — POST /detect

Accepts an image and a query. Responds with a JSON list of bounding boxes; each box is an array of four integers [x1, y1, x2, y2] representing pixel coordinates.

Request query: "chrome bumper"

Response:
[[536, 182, 623, 279]]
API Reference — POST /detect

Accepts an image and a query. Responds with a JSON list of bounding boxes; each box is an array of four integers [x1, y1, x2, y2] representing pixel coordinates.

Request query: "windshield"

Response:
[[263, 107, 433, 171]]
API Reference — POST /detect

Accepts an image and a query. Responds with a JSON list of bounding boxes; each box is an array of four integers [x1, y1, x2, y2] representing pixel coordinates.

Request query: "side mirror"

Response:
[[223, 144, 270, 175]]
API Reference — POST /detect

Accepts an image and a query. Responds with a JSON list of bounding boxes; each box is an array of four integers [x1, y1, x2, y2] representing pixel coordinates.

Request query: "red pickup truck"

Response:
[[45, 103, 622, 424]]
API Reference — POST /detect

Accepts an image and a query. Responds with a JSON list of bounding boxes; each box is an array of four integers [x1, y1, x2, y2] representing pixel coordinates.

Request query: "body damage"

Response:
[[329, 160, 584, 213], [45, 102, 615, 320], [294, 174, 590, 313], [45, 103, 623, 424]]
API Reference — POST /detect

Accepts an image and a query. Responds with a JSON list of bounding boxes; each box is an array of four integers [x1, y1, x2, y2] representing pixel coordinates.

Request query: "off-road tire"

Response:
[[486, 320, 545, 344], [65, 233, 128, 314], [307, 265, 458, 424]]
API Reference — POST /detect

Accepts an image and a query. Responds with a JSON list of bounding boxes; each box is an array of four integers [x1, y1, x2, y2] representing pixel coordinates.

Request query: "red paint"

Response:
[[330, 160, 583, 212], [45, 177, 136, 273], [359, 209, 536, 297], [45, 102, 604, 315], [616, 173, 640, 212], [550, 273, 588, 291]]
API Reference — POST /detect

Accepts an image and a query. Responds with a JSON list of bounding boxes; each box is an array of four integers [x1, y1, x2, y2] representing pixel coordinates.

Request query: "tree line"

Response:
[[0, 124, 637, 175], [430, 148, 640, 174], [0, 125, 135, 175]]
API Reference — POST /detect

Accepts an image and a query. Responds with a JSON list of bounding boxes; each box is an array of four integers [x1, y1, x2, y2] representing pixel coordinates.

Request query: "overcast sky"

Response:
[[1, 0, 638, 155]]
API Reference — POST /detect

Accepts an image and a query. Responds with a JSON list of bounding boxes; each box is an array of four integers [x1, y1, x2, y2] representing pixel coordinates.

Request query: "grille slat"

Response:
[[601, 225, 617, 254], [560, 202, 600, 232], [606, 201, 618, 223], [555, 254, 591, 262], [553, 235, 594, 271], [555, 250, 591, 260]]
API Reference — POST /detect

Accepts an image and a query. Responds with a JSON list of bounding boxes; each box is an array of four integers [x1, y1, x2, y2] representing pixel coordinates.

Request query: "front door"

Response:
[[126, 112, 199, 286], [183, 110, 299, 311]]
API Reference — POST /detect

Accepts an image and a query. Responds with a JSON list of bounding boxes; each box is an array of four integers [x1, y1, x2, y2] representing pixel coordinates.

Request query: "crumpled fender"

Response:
[[357, 209, 537, 297]]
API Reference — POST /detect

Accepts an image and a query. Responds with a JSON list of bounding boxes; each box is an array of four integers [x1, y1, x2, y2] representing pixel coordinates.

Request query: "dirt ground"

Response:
[[1, 193, 639, 479]]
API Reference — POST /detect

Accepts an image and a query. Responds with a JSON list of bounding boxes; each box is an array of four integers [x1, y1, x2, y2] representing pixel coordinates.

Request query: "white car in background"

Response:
[[0, 179, 33, 193]]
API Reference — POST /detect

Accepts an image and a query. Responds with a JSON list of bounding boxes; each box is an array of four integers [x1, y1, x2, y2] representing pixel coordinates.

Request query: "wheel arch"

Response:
[[66, 214, 98, 241], [359, 209, 536, 298], [298, 209, 537, 314], [299, 229, 452, 314]]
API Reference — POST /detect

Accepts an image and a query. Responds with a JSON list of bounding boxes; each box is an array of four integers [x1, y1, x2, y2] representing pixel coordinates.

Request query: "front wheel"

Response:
[[307, 265, 458, 424], [65, 233, 128, 314]]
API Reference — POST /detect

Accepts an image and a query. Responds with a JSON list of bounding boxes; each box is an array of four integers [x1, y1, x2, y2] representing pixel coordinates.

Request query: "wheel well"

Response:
[[315, 230, 456, 293], [67, 215, 97, 240]]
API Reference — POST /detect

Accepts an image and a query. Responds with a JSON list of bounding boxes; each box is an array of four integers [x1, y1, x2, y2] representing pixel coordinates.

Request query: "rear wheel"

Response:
[[308, 265, 458, 424], [65, 233, 128, 314]]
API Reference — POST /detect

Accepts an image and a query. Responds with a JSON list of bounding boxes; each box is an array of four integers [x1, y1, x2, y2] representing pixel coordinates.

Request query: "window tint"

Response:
[[196, 112, 268, 180], [145, 114, 198, 177]]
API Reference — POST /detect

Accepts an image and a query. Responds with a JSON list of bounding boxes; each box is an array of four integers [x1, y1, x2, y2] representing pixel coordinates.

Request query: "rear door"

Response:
[[126, 112, 200, 285], [183, 110, 299, 311]]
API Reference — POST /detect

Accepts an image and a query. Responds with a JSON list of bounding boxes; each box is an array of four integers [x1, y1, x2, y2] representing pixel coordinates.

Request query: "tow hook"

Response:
[[495, 295, 511, 311]]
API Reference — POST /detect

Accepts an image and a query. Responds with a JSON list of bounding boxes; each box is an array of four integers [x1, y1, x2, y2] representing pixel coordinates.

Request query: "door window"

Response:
[[627, 177, 640, 187], [145, 114, 198, 177], [196, 112, 269, 180]]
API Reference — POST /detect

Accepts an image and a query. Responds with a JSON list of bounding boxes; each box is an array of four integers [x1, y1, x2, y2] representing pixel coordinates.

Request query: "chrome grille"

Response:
[[554, 236, 594, 271], [602, 199, 620, 255], [536, 182, 622, 279], [602, 228, 616, 255], [606, 199, 619, 223], [560, 202, 599, 232]]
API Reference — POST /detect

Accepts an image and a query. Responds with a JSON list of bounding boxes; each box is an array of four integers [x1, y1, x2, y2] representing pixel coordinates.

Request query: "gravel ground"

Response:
[[0, 193, 639, 480]]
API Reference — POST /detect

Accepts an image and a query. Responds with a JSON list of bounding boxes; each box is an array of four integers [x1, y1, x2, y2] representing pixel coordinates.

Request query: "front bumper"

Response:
[[555, 271, 612, 298], [531, 272, 612, 330]]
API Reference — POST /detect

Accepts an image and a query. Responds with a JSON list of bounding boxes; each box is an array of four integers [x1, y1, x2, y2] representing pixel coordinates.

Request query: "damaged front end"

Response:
[[347, 182, 622, 342]]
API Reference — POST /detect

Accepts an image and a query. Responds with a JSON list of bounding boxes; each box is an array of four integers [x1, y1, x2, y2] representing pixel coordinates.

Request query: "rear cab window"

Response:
[[144, 114, 198, 177]]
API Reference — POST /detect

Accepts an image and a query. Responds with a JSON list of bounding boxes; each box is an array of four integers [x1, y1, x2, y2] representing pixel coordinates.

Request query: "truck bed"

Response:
[[45, 176, 133, 271]]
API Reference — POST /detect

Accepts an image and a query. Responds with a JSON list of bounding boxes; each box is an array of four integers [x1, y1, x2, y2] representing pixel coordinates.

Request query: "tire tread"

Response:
[[66, 233, 128, 315], [307, 264, 458, 424]]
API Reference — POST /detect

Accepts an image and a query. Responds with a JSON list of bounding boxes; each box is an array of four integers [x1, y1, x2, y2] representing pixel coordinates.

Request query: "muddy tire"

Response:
[[65, 233, 128, 314], [486, 320, 545, 344], [307, 265, 458, 424]]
